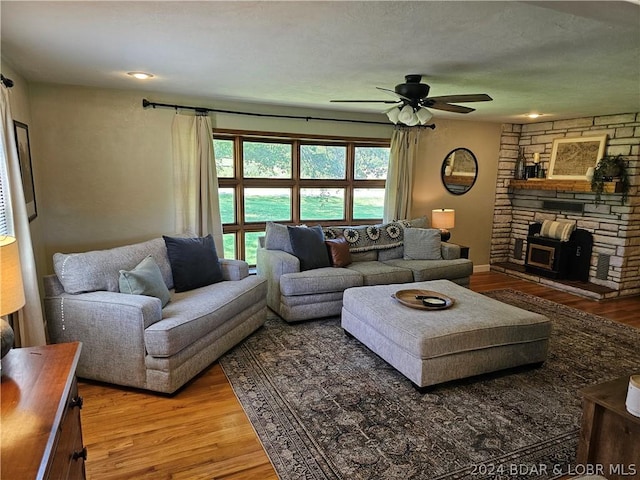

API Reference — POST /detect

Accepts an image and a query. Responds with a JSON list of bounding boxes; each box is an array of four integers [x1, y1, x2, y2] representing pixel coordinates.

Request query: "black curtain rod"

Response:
[[1, 74, 14, 88], [141, 99, 436, 129]]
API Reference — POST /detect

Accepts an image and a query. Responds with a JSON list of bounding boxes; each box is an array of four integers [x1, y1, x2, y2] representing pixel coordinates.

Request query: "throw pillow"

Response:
[[540, 220, 576, 242], [264, 221, 294, 254], [119, 255, 171, 307], [288, 225, 331, 271], [403, 228, 443, 260], [163, 235, 223, 292], [325, 237, 352, 267]]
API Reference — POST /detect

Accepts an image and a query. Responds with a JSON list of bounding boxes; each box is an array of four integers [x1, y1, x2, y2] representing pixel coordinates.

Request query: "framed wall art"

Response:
[[13, 121, 37, 221], [548, 135, 607, 180]]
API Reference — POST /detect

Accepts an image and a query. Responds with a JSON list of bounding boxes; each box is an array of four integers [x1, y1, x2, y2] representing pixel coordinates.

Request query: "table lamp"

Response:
[[1, 236, 25, 359], [432, 209, 455, 242]]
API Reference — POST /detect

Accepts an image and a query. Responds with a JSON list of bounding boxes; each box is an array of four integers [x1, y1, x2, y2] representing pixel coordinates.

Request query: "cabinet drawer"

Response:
[[46, 379, 86, 480]]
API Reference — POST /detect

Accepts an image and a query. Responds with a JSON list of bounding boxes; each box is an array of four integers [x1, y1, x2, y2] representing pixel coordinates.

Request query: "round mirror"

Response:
[[441, 148, 478, 195]]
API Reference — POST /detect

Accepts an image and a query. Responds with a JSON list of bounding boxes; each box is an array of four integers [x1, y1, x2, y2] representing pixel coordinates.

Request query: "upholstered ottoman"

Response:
[[341, 279, 551, 389]]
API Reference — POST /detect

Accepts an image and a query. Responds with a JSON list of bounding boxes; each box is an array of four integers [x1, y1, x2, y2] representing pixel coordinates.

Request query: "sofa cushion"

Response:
[[377, 245, 403, 261], [345, 261, 413, 286], [265, 221, 295, 253], [325, 237, 352, 267], [119, 255, 171, 307], [280, 267, 363, 296], [383, 258, 473, 282], [403, 228, 443, 260], [288, 225, 331, 271], [144, 275, 266, 357], [53, 237, 173, 294], [163, 235, 223, 292]]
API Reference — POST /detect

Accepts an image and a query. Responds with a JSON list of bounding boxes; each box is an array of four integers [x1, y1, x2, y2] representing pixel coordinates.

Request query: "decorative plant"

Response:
[[591, 154, 630, 204]]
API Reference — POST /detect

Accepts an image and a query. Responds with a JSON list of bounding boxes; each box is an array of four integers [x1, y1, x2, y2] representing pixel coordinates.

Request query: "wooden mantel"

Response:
[[508, 179, 622, 193]]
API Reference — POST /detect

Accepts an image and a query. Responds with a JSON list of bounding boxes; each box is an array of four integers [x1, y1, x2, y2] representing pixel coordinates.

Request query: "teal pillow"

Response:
[[119, 255, 171, 307]]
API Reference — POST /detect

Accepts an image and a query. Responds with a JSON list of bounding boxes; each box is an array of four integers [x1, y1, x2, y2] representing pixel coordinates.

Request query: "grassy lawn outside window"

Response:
[[213, 130, 390, 264]]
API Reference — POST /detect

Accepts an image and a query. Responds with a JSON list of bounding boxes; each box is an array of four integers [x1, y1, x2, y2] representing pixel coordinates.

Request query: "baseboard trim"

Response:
[[473, 264, 491, 273]]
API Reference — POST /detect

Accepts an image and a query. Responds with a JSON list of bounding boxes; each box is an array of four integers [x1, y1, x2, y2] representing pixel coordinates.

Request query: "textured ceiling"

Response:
[[1, 1, 639, 123]]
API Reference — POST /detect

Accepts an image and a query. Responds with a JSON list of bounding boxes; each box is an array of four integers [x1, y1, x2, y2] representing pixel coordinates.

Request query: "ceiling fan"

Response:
[[330, 74, 492, 126]]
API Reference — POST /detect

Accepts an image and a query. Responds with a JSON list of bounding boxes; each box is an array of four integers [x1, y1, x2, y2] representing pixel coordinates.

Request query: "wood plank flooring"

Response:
[[79, 272, 640, 479]]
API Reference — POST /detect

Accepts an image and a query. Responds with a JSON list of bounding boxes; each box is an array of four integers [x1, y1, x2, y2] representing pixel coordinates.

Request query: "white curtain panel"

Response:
[[383, 128, 422, 223], [171, 114, 224, 256], [0, 85, 46, 346]]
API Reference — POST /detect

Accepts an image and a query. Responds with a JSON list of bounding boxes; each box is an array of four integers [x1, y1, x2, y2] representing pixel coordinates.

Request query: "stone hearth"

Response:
[[491, 112, 640, 298]]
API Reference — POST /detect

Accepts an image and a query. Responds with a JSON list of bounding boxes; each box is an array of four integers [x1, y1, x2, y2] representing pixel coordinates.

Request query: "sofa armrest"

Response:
[[220, 258, 249, 281], [441, 242, 461, 260], [256, 247, 300, 313], [44, 291, 163, 387]]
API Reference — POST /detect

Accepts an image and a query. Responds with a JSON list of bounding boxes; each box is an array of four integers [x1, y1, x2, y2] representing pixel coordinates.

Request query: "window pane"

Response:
[[244, 231, 264, 266], [244, 188, 291, 222], [300, 188, 344, 221], [219, 188, 235, 224], [214, 139, 234, 178], [300, 144, 346, 179], [353, 188, 385, 219], [354, 146, 390, 180], [243, 141, 292, 178], [223, 233, 236, 260]]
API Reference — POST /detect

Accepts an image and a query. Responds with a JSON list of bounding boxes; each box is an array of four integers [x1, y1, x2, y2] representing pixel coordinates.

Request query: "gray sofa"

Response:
[[256, 220, 473, 322], [44, 237, 267, 394]]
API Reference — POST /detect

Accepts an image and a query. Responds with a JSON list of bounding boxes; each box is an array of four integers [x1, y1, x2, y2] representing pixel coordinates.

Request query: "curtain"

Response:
[[0, 85, 46, 346], [383, 127, 422, 223], [171, 114, 224, 256]]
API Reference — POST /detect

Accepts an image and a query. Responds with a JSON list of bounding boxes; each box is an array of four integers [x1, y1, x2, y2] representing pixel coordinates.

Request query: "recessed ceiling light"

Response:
[[526, 113, 543, 119], [127, 72, 154, 80]]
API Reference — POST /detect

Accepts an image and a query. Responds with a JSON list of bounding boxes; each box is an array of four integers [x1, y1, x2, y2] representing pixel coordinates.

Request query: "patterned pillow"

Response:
[[540, 220, 576, 242]]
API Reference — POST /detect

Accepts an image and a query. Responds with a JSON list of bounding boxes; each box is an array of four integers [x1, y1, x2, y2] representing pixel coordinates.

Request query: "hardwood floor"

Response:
[[79, 272, 640, 479]]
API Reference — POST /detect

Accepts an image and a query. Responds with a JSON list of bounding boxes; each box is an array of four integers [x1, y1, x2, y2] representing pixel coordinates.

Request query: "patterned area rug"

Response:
[[219, 290, 640, 480]]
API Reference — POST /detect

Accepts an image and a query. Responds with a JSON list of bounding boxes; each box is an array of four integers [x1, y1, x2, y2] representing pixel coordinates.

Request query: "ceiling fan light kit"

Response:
[[332, 74, 492, 126]]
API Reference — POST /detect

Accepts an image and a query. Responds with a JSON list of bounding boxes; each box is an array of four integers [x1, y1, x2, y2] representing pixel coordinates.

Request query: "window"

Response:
[[214, 130, 390, 264]]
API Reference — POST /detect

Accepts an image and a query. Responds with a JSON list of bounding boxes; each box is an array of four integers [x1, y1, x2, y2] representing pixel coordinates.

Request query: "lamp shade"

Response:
[[398, 105, 419, 126], [431, 209, 455, 230], [385, 106, 401, 124], [1, 236, 25, 317], [416, 107, 433, 124]]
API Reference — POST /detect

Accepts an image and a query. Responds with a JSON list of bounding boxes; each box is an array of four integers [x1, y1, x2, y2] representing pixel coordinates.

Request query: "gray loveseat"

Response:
[[44, 237, 267, 394], [257, 219, 473, 322]]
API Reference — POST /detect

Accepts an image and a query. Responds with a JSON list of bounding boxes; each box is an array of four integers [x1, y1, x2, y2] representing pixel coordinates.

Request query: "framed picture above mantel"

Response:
[[547, 135, 607, 180]]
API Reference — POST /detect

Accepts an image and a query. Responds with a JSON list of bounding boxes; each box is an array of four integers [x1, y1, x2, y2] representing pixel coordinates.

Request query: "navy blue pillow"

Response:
[[163, 235, 223, 292], [287, 226, 331, 271]]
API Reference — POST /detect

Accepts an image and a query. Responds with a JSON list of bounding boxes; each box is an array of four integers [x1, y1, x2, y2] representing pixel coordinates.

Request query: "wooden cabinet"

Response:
[[577, 376, 640, 479], [1, 342, 86, 480]]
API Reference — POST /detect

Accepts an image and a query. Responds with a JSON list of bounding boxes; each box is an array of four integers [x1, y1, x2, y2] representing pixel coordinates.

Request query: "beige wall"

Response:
[[23, 82, 501, 273], [411, 120, 502, 268]]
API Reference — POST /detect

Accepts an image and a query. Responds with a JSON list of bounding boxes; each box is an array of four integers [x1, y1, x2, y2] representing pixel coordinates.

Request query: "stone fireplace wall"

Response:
[[491, 112, 640, 297]]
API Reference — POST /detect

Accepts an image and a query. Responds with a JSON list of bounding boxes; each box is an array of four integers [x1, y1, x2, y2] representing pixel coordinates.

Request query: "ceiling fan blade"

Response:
[[427, 94, 493, 103], [330, 99, 401, 104], [376, 87, 411, 102], [428, 101, 475, 114]]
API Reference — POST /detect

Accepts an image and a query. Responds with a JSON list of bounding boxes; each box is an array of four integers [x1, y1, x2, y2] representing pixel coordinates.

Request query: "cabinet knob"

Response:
[[70, 396, 84, 409], [73, 447, 88, 461]]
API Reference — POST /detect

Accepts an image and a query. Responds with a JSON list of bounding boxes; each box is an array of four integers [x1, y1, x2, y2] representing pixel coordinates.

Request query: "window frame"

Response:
[[213, 129, 390, 263]]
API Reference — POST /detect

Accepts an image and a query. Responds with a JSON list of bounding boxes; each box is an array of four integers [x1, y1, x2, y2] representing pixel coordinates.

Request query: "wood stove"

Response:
[[525, 223, 593, 281]]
